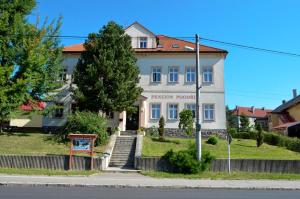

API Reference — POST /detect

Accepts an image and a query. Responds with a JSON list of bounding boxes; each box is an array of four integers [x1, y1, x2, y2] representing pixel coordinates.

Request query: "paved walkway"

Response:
[[1, 172, 300, 190]]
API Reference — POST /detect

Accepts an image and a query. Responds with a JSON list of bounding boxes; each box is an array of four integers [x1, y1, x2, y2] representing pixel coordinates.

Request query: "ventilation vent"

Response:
[[184, 46, 194, 51], [172, 44, 179, 48], [157, 44, 163, 48]]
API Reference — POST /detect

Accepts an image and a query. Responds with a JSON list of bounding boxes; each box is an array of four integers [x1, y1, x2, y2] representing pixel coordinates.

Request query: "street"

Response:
[[0, 186, 300, 199]]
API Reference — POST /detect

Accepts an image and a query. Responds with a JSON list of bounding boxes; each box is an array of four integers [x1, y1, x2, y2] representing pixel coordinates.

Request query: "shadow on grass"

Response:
[[0, 132, 30, 137], [235, 143, 256, 148], [151, 137, 181, 145], [43, 134, 68, 145]]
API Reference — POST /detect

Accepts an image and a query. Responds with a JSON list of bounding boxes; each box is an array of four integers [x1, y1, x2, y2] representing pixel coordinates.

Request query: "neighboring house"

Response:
[[269, 89, 300, 137], [17, 22, 228, 134], [232, 106, 272, 130]]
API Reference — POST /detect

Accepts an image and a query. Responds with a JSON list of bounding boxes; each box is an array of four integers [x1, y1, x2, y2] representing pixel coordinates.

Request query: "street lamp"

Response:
[[195, 34, 201, 161]]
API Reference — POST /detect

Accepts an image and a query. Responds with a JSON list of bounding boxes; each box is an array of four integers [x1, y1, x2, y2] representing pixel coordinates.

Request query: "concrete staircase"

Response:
[[109, 135, 136, 169], [120, 130, 137, 136]]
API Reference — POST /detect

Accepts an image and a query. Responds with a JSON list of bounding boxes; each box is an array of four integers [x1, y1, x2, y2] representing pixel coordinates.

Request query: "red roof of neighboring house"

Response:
[[63, 35, 228, 54], [232, 106, 272, 118], [21, 101, 46, 111]]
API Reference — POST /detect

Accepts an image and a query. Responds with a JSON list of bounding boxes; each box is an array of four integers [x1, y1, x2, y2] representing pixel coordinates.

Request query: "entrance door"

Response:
[[126, 108, 139, 130]]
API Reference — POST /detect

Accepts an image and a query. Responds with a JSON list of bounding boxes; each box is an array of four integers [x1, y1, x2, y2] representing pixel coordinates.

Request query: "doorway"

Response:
[[126, 107, 139, 130]]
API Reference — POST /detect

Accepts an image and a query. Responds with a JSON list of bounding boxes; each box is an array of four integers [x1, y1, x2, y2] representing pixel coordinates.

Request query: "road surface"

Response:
[[1, 186, 300, 199]]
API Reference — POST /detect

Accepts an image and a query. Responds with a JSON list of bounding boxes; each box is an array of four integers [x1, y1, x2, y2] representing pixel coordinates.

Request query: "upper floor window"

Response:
[[168, 104, 178, 120], [185, 103, 196, 118], [139, 37, 147, 48], [203, 67, 213, 83], [150, 103, 161, 119], [169, 66, 178, 83], [186, 66, 195, 82], [152, 67, 161, 83], [59, 68, 67, 82], [203, 104, 215, 121]]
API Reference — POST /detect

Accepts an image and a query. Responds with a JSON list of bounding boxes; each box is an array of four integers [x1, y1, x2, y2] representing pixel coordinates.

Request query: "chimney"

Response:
[[293, 89, 297, 98], [251, 106, 255, 114], [262, 107, 265, 110], [282, 100, 286, 104]]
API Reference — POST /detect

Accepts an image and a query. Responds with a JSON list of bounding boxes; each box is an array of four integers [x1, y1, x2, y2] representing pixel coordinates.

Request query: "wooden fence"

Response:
[[0, 155, 102, 170]]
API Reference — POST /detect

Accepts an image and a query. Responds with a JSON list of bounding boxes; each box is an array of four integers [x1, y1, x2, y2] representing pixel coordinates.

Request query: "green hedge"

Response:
[[229, 128, 300, 153], [64, 111, 108, 146]]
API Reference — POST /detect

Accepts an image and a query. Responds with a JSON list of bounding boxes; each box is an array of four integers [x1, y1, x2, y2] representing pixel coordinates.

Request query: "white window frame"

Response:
[[168, 66, 179, 83], [185, 66, 196, 83], [168, 103, 178, 120], [151, 67, 161, 83], [150, 103, 161, 120], [185, 103, 196, 118], [139, 37, 147, 48], [203, 66, 213, 83], [203, 104, 215, 121]]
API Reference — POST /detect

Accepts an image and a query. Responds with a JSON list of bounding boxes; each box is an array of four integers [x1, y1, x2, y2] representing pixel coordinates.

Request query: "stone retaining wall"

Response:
[[135, 156, 300, 174], [0, 155, 103, 170]]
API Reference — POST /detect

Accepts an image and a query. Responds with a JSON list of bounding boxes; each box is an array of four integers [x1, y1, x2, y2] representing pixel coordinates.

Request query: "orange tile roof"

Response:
[[63, 35, 228, 54], [232, 106, 272, 118]]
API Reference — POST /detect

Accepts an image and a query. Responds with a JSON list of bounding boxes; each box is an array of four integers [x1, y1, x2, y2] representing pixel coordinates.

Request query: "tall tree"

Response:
[[0, 0, 63, 132], [226, 106, 237, 129], [74, 21, 142, 114], [240, 114, 250, 132]]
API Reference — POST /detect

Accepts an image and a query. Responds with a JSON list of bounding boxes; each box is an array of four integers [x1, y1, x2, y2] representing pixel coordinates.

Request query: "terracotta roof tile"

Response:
[[63, 35, 227, 54], [232, 106, 272, 118]]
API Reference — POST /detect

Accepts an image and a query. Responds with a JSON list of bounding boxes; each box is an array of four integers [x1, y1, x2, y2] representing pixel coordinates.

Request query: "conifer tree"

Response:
[[74, 21, 142, 113]]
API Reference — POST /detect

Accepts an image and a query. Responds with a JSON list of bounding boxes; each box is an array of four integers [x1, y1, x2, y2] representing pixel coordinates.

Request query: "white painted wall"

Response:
[[125, 23, 156, 48]]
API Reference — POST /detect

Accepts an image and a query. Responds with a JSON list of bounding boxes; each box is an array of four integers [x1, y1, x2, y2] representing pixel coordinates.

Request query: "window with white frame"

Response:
[[152, 67, 161, 82], [168, 104, 178, 120], [151, 104, 161, 119], [203, 104, 215, 121], [53, 103, 64, 118], [186, 103, 196, 118], [186, 66, 195, 82], [139, 37, 147, 48], [169, 67, 178, 82], [203, 67, 213, 83], [59, 68, 67, 82]]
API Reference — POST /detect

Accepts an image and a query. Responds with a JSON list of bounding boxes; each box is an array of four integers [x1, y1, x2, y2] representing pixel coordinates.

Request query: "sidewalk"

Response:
[[1, 172, 300, 190]]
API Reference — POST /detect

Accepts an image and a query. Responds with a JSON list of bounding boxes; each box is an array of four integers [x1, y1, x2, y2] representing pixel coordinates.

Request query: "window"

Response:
[[151, 104, 161, 119], [139, 37, 147, 48], [169, 67, 178, 82], [54, 103, 64, 118], [203, 104, 215, 121], [59, 69, 67, 82], [186, 67, 196, 82], [186, 103, 196, 118], [152, 67, 161, 82], [203, 67, 213, 83], [168, 104, 178, 120]]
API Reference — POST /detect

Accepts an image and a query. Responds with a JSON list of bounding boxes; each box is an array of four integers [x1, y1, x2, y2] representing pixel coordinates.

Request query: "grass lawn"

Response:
[[142, 136, 300, 160], [142, 171, 300, 180], [0, 168, 97, 176], [0, 132, 105, 156]]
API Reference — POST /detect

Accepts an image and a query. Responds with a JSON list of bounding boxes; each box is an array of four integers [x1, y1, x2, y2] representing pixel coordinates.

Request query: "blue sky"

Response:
[[29, 0, 300, 109]]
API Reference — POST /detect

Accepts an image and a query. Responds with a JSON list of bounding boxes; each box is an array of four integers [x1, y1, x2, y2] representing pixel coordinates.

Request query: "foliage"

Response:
[[73, 21, 142, 114], [146, 126, 159, 137], [231, 131, 257, 139], [226, 106, 237, 129], [64, 111, 108, 146], [178, 109, 194, 136], [137, 127, 146, 135], [239, 114, 250, 132], [0, 0, 63, 132], [256, 124, 264, 147], [228, 128, 237, 137], [158, 116, 165, 141], [164, 143, 215, 174], [207, 135, 218, 145]]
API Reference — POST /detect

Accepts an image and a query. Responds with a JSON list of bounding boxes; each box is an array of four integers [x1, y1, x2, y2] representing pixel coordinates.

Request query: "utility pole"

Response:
[[195, 34, 201, 161]]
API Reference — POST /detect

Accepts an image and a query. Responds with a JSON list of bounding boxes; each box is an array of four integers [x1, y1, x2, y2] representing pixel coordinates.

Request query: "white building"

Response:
[[16, 22, 228, 135]]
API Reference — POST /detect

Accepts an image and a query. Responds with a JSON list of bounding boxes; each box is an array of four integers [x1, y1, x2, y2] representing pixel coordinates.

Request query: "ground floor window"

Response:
[[185, 103, 196, 118], [168, 104, 178, 120], [150, 103, 161, 119], [203, 104, 215, 121], [53, 103, 64, 118]]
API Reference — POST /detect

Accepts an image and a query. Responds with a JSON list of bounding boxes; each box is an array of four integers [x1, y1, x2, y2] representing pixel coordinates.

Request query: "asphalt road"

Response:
[[0, 186, 300, 199]]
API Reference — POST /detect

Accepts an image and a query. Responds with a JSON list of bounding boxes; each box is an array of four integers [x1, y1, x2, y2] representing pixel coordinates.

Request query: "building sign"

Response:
[[68, 134, 97, 170], [151, 94, 195, 100]]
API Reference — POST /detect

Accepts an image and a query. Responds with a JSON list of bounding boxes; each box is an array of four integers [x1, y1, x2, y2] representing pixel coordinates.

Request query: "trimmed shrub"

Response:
[[158, 116, 165, 141], [228, 128, 237, 137], [256, 124, 264, 147], [64, 111, 108, 146], [164, 143, 215, 174], [207, 136, 218, 145], [178, 109, 194, 136], [146, 126, 159, 137]]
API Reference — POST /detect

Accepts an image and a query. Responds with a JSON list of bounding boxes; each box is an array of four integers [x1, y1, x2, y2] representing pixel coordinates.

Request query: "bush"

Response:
[[146, 126, 159, 137], [231, 131, 257, 139], [164, 143, 215, 174], [158, 116, 165, 141], [64, 111, 108, 146], [178, 109, 194, 136], [256, 124, 264, 147], [286, 139, 300, 152], [207, 136, 218, 145], [228, 128, 237, 137]]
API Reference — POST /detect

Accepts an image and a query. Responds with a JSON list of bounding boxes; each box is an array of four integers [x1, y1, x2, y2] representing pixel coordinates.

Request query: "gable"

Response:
[[125, 22, 156, 48]]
